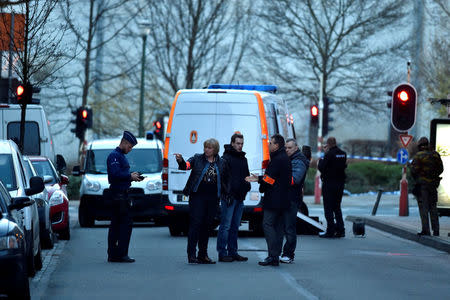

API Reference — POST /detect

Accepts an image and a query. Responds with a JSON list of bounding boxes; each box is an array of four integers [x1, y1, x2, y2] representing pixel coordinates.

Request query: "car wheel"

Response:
[[34, 245, 43, 271], [79, 201, 95, 227], [26, 231, 36, 277], [10, 257, 30, 300], [168, 222, 182, 236], [58, 220, 71, 240], [41, 226, 54, 249]]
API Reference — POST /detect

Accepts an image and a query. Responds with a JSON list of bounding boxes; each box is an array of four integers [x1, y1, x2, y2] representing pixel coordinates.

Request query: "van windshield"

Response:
[[85, 149, 162, 174], [0, 154, 17, 191]]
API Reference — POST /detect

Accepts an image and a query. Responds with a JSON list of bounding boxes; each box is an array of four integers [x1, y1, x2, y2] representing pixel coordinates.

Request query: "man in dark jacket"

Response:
[[410, 137, 443, 236], [280, 138, 309, 263], [217, 133, 251, 262], [318, 137, 347, 238], [107, 131, 143, 263], [246, 134, 291, 266]]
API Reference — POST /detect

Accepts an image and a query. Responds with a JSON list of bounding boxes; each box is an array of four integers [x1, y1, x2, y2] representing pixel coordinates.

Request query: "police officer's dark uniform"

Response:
[[318, 137, 347, 238], [107, 131, 139, 263]]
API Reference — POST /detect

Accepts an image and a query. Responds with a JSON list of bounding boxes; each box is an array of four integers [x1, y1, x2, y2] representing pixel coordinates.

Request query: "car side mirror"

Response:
[[25, 176, 45, 196], [56, 154, 67, 174], [9, 197, 35, 210], [72, 165, 84, 176], [43, 175, 53, 184], [60, 174, 69, 185]]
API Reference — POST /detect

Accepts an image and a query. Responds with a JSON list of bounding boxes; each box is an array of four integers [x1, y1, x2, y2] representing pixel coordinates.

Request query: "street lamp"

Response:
[[138, 23, 150, 137]]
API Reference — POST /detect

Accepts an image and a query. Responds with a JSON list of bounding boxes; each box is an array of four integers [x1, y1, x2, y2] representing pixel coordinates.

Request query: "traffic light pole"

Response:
[[138, 32, 148, 138], [314, 73, 325, 205]]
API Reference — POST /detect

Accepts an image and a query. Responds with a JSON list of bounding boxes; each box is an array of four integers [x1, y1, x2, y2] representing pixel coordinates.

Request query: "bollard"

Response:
[[399, 167, 409, 216], [371, 189, 384, 216], [314, 171, 321, 204]]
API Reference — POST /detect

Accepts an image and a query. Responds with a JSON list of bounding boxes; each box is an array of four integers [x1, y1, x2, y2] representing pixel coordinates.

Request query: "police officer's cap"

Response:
[[123, 131, 138, 146], [417, 137, 429, 147]]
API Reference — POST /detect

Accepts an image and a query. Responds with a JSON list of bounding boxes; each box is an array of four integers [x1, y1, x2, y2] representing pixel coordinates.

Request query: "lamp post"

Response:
[[138, 24, 150, 137]]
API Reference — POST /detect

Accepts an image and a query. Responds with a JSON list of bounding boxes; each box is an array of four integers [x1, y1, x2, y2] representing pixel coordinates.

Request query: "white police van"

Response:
[[73, 136, 165, 227], [161, 85, 296, 236]]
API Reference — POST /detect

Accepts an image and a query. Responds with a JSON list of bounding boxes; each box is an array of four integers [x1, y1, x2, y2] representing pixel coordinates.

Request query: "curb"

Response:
[[346, 215, 450, 254]]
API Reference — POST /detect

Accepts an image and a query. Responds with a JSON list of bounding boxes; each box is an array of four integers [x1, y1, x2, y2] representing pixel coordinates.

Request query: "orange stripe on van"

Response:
[[163, 91, 181, 159], [254, 92, 270, 165]]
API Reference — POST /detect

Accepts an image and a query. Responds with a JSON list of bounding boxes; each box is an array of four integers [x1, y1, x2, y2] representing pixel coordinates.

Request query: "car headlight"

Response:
[[85, 178, 101, 192], [49, 190, 65, 206], [146, 180, 162, 191], [0, 235, 20, 250]]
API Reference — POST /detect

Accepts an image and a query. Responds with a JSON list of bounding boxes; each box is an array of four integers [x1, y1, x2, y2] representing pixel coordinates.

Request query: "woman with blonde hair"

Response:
[[175, 138, 230, 264]]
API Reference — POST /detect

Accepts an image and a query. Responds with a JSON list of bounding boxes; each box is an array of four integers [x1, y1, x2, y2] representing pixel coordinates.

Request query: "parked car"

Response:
[[72, 137, 164, 227], [0, 181, 35, 299], [23, 156, 54, 249], [29, 156, 70, 240], [0, 139, 44, 277]]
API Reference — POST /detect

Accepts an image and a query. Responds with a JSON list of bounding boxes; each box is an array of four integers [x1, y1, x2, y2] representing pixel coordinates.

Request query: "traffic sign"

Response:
[[399, 134, 413, 148], [397, 148, 409, 164]]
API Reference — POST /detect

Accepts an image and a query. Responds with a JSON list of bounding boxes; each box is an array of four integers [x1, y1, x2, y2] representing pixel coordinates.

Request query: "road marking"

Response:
[[242, 241, 318, 300]]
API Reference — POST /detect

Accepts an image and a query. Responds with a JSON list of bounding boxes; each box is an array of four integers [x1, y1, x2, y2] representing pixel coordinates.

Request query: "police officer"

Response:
[[410, 137, 443, 236], [246, 134, 291, 266], [107, 131, 143, 263], [318, 137, 347, 238]]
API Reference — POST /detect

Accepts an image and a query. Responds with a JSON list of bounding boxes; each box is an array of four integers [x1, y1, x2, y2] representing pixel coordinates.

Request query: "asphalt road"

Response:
[[30, 201, 449, 300]]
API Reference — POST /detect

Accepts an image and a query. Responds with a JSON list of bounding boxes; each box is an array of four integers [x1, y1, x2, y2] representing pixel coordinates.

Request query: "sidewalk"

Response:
[[304, 194, 450, 254]]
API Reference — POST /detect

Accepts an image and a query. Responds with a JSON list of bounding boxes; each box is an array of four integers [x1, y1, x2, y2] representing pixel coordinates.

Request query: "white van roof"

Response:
[[88, 138, 163, 150]]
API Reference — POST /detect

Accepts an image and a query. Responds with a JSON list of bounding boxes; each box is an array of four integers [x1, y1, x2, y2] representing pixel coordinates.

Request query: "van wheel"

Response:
[[59, 225, 71, 240], [169, 224, 182, 236], [34, 245, 43, 271], [79, 201, 95, 227], [249, 220, 264, 236]]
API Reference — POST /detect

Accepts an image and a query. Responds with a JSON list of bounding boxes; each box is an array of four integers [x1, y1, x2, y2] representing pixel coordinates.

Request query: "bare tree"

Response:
[[0, 0, 71, 152], [255, 0, 409, 112], [140, 0, 253, 96]]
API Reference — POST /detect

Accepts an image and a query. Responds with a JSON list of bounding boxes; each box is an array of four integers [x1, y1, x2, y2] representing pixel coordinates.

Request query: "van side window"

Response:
[[7, 121, 41, 156], [265, 103, 279, 136]]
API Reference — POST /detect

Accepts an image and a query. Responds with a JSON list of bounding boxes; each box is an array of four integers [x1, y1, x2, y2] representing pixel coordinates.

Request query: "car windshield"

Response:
[[0, 154, 17, 191], [31, 160, 58, 185], [85, 149, 162, 174]]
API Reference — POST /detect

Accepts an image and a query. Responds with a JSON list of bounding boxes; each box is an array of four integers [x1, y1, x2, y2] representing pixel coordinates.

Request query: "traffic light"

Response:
[[15, 82, 35, 104], [391, 83, 417, 132], [322, 97, 334, 136], [153, 118, 164, 141], [16, 84, 25, 103], [70, 106, 92, 139], [310, 104, 319, 124], [80, 107, 93, 128]]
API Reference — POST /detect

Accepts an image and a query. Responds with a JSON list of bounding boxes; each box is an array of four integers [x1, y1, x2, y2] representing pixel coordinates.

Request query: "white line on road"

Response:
[[242, 240, 319, 300]]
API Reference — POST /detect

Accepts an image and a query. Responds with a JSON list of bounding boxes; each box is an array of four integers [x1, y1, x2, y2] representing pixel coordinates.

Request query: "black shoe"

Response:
[[335, 232, 345, 238], [258, 257, 279, 266], [188, 257, 200, 264], [232, 254, 248, 262], [108, 256, 135, 263], [198, 256, 216, 264], [417, 231, 430, 236], [219, 256, 234, 262], [319, 232, 335, 238]]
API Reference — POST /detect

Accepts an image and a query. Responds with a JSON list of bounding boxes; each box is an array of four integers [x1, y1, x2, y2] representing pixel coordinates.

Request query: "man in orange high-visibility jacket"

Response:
[[246, 134, 291, 266]]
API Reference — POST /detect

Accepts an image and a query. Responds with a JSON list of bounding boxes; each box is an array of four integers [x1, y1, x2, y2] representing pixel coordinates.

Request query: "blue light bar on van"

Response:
[[207, 84, 277, 94]]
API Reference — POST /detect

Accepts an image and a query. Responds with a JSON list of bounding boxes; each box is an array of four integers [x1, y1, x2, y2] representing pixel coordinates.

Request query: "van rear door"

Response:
[[168, 92, 217, 192]]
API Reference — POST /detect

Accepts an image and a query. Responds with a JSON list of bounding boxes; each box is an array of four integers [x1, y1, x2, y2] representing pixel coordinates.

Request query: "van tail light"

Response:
[[253, 207, 263, 213], [165, 205, 174, 211], [162, 158, 168, 190], [262, 159, 269, 170]]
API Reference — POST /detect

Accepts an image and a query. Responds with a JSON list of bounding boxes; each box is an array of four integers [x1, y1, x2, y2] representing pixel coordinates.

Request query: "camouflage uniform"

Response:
[[410, 150, 444, 235]]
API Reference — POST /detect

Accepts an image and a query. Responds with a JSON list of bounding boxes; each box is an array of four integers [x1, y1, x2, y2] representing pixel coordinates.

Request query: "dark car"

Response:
[[29, 156, 70, 240], [0, 181, 35, 299]]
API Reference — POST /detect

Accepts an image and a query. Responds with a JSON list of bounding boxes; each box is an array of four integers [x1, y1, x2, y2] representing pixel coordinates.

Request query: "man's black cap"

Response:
[[123, 131, 138, 146]]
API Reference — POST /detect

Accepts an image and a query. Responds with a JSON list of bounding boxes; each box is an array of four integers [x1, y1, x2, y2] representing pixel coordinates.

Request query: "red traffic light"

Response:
[[311, 105, 319, 117], [155, 121, 162, 129], [17, 85, 24, 96], [81, 109, 88, 119], [398, 90, 409, 102]]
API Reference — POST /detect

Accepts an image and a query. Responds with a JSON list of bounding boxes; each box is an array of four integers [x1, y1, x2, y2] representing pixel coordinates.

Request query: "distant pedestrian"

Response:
[[410, 137, 443, 236], [317, 137, 347, 238], [280, 139, 309, 264], [175, 138, 230, 264], [107, 131, 143, 263], [217, 133, 251, 262], [246, 134, 291, 266]]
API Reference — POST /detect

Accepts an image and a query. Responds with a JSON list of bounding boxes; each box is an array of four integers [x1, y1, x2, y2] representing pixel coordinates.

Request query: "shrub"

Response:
[[67, 175, 81, 200]]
